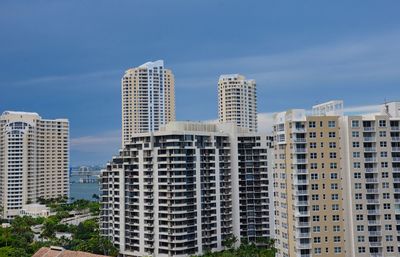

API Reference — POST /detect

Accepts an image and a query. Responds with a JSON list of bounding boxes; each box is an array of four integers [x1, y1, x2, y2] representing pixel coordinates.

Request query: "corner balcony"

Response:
[[296, 231, 311, 238], [294, 178, 309, 185], [295, 210, 310, 217], [293, 158, 307, 164], [293, 148, 307, 154], [293, 138, 307, 143]]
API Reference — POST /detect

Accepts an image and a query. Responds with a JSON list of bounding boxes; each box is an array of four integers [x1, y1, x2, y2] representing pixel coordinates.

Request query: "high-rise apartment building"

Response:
[[218, 74, 257, 132], [341, 101, 400, 257], [273, 100, 400, 257], [122, 60, 175, 146], [0, 111, 69, 219], [273, 101, 346, 257], [100, 122, 273, 257]]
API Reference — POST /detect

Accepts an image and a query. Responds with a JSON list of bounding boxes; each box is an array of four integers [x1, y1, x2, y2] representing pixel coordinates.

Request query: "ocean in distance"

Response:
[[69, 175, 100, 201]]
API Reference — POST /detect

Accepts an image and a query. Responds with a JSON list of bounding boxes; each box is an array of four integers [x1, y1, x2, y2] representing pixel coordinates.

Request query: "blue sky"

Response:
[[1, 0, 399, 165]]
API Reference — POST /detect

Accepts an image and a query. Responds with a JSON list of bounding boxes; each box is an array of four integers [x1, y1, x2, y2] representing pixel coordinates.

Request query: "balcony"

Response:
[[367, 199, 380, 204], [296, 232, 311, 238], [393, 137, 400, 142], [391, 126, 400, 131], [296, 243, 311, 249], [392, 147, 400, 152], [366, 168, 377, 173], [368, 220, 381, 225], [294, 179, 309, 185], [292, 127, 306, 133], [294, 138, 307, 143], [368, 231, 382, 236], [369, 242, 382, 247], [366, 188, 379, 194], [364, 127, 375, 131], [294, 168, 308, 174], [294, 158, 307, 164], [295, 200, 309, 206], [364, 147, 376, 152], [366, 178, 378, 183], [293, 148, 307, 154], [364, 137, 376, 142], [365, 157, 377, 163], [367, 209, 380, 215], [295, 211, 310, 217], [297, 221, 310, 227], [294, 190, 308, 195], [393, 157, 400, 162]]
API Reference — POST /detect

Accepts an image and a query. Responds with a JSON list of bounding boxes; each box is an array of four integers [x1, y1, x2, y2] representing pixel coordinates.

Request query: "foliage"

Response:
[[191, 237, 276, 257], [0, 199, 117, 257]]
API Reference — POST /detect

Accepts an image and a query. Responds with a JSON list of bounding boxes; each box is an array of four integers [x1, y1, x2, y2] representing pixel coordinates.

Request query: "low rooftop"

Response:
[[32, 247, 110, 257]]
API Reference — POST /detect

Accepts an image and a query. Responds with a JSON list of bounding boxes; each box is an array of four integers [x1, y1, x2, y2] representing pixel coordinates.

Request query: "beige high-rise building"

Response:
[[122, 60, 175, 146], [218, 74, 257, 132], [273, 100, 400, 257], [0, 111, 69, 219], [273, 101, 346, 257]]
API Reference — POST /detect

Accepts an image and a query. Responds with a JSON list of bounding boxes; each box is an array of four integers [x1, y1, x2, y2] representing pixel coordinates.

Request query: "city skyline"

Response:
[[1, 1, 400, 165]]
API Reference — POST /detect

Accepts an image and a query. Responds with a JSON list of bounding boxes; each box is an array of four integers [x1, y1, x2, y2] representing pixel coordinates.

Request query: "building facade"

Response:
[[273, 101, 400, 257], [0, 111, 69, 219], [341, 102, 400, 257], [122, 60, 175, 146], [100, 122, 273, 257], [218, 74, 257, 132], [273, 104, 346, 257]]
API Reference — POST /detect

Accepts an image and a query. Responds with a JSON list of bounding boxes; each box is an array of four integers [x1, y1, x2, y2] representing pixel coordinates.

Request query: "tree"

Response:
[[222, 234, 237, 251]]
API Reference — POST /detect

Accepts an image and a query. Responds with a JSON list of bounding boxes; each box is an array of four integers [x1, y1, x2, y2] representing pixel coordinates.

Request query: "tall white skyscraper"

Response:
[[122, 60, 175, 145], [0, 111, 69, 219], [100, 122, 273, 257], [218, 74, 257, 132]]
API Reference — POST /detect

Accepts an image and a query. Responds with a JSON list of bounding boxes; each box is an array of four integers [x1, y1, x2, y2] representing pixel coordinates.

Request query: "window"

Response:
[[329, 142, 336, 148], [312, 205, 320, 211], [352, 120, 360, 128], [312, 195, 319, 200], [310, 153, 317, 159], [384, 203, 391, 209], [331, 194, 339, 200], [356, 225, 364, 232], [329, 132, 336, 138], [356, 214, 363, 221], [385, 224, 392, 231], [353, 142, 360, 147], [311, 173, 319, 180], [354, 173, 361, 179], [310, 142, 317, 148], [314, 237, 321, 243], [334, 247, 341, 253], [333, 225, 340, 232], [380, 152, 388, 157], [354, 183, 362, 189], [330, 163, 337, 169], [331, 183, 338, 190], [353, 162, 361, 168], [332, 204, 339, 210], [355, 204, 363, 210], [380, 141, 387, 147], [313, 216, 320, 222], [331, 173, 338, 179], [379, 120, 386, 127], [353, 152, 360, 158], [357, 236, 365, 242], [379, 131, 386, 137], [309, 132, 316, 138], [381, 162, 388, 168], [314, 248, 321, 254], [312, 184, 319, 190], [352, 131, 359, 137], [330, 152, 337, 159], [358, 247, 365, 253], [313, 226, 321, 232], [332, 215, 340, 221], [309, 121, 316, 128], [328, 121, 336, 128], [355, 193, 362, 200]]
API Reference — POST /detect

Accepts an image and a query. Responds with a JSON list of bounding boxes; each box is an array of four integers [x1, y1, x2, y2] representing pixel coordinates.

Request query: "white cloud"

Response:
[[173, 29, 400, 88], [71, 130, 121, 153]]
